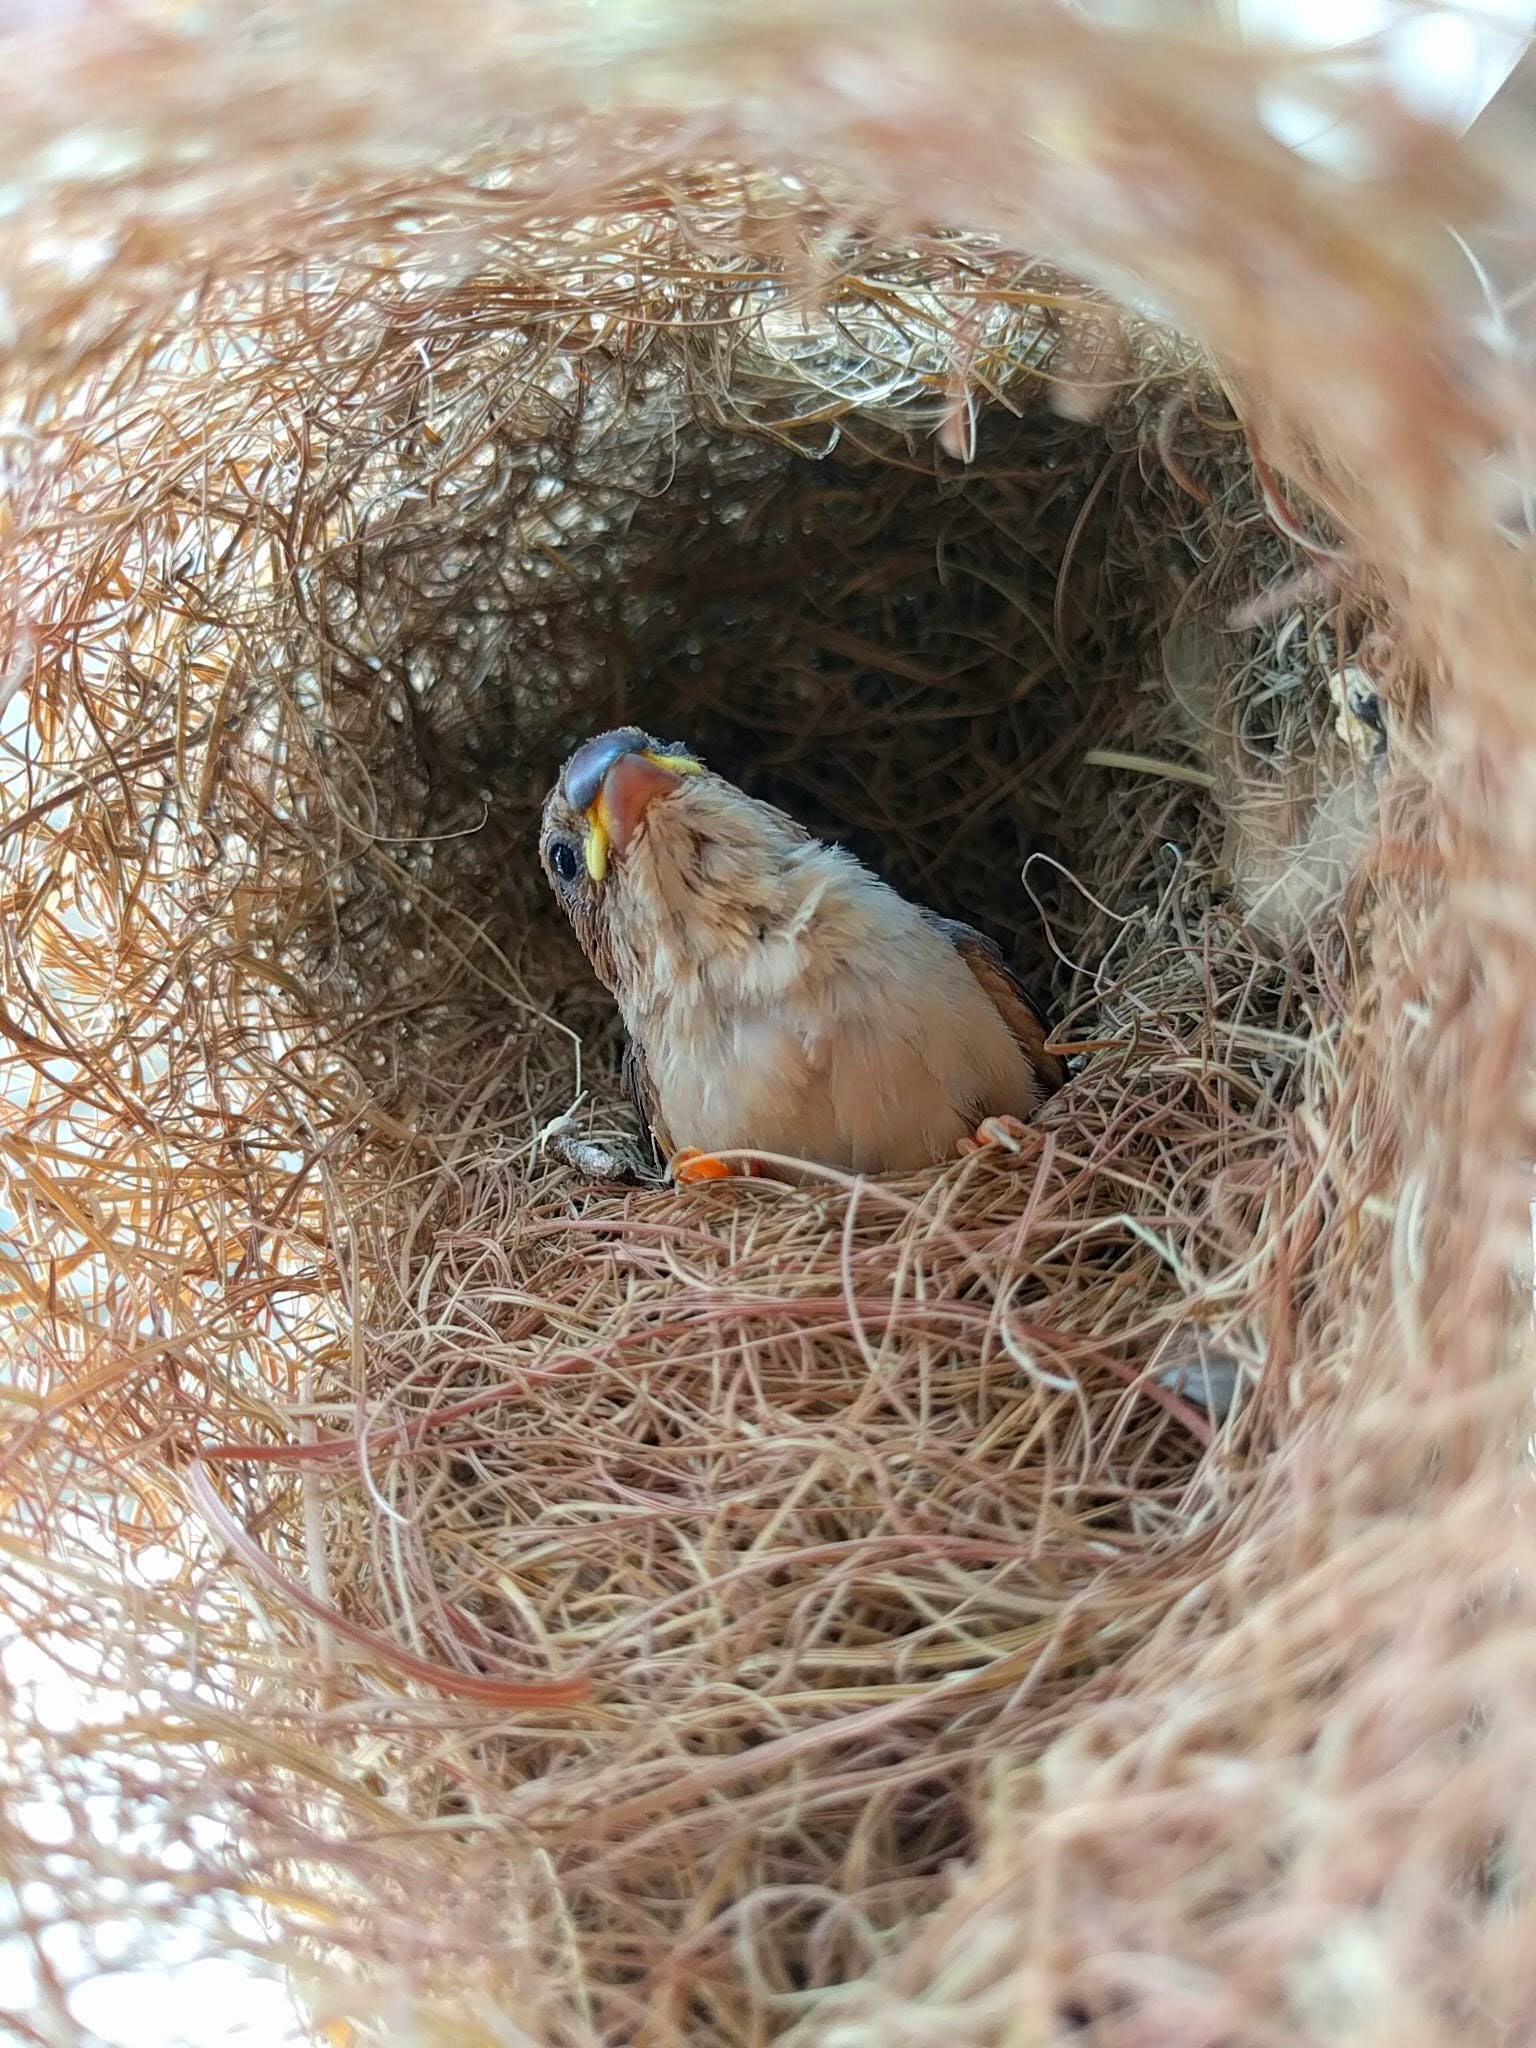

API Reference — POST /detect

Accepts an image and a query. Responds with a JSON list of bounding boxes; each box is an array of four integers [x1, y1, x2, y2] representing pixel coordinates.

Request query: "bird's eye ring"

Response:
[[548, 838, 580, 884]]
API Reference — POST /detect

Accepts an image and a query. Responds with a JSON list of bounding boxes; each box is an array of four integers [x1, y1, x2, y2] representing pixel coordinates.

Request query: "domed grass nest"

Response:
[[4, 7, 1536, 2046]]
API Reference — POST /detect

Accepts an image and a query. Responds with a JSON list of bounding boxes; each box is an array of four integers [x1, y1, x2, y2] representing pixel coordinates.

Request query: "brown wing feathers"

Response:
[[921, 912, 1067, 1095], [622, 1034, 667, 1166]]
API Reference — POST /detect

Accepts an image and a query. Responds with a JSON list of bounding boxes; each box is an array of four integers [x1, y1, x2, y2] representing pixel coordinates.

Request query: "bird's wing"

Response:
[[923, 911, 1067, 1094], [622, 1033, 670, 1165]]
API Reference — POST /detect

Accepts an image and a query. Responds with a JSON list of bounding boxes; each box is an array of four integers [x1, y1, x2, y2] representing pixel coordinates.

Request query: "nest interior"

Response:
[[5, 129, 1536, 2048]]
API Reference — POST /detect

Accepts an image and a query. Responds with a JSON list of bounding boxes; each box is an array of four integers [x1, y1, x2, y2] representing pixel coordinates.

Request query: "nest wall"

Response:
[[4, 8, 1536, 2048]]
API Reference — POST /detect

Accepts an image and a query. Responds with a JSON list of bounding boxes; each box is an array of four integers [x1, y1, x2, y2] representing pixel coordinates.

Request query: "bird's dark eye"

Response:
[[548, 838, 580, 884]]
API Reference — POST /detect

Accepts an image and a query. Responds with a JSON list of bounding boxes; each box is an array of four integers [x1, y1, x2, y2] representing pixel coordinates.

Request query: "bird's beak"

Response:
[[582, 749, 701, 882]]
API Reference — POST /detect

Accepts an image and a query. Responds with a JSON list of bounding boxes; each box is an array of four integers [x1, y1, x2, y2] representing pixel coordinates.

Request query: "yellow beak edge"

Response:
[[582, 751, 700, 882]]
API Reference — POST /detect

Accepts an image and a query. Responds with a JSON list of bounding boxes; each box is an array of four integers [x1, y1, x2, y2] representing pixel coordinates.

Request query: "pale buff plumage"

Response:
[[539, 729, 1063, 1179]]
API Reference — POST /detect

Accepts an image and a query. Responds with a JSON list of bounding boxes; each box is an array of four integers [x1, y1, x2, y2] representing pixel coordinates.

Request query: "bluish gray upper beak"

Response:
[[560, 728, 650, 811]]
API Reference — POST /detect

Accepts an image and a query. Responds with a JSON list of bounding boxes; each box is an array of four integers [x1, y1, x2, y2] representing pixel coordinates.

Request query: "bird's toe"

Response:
[[670, 1147, 739, 1184], [961, 1114, 1032, 1158]]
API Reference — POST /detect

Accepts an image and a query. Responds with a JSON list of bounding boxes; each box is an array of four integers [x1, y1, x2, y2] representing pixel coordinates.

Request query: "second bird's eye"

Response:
[[548, 838, 580, 884]]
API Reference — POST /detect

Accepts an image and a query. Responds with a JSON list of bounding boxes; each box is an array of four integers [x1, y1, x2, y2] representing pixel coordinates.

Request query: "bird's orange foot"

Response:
[[956, 1115, 1031, 1158], [670, 1147, 755, 1184]]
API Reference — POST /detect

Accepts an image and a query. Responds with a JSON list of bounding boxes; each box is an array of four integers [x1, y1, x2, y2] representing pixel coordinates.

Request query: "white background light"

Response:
[[1231, 0, 1536, 162]]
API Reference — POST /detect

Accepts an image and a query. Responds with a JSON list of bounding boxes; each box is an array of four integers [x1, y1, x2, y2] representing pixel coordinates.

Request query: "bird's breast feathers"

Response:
[[630, 866, 1040, 1174]]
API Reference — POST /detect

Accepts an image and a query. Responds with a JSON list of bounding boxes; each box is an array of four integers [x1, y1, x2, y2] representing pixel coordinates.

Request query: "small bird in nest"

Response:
[[539, 727, 1066, 1184]]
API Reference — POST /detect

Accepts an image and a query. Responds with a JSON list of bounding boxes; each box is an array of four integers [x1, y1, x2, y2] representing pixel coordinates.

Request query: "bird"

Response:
[[539, 726, 1066, 1184]]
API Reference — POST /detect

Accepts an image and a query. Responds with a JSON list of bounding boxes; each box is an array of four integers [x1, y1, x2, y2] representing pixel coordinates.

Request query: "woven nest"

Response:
[[5, 7, 1536, 2046]]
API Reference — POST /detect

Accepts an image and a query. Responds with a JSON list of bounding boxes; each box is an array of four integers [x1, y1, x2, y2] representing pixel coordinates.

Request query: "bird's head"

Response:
[[539, 726, 816, 1003]]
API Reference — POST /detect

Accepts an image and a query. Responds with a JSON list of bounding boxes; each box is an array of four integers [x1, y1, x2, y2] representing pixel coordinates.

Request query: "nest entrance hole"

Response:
[[297, 327, 1250, 1125]]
